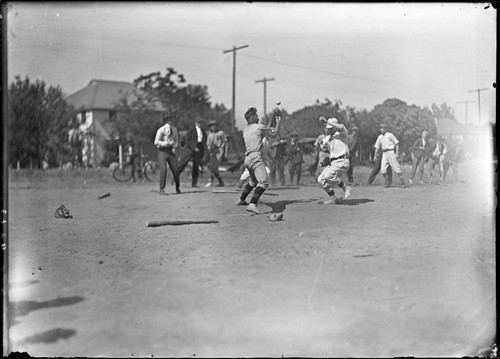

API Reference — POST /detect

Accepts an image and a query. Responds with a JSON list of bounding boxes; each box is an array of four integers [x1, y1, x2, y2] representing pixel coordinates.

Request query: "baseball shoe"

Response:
[[204, 182, 213, 188], [409, 178, 413, 185], [344, 186, 352, 200], [216, 183, 225, 187], [159, 189, 167, 195], [236, 199, 248, 206], [176, 187, 182, 194], [246, 203, 261, 214]]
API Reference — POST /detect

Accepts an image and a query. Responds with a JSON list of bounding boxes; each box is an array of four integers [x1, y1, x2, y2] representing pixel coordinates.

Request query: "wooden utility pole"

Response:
[[223, 45, 249, 135], [255, 77, 275, 119], [457, 100, 475, 126], [468, 88, 488, 126]]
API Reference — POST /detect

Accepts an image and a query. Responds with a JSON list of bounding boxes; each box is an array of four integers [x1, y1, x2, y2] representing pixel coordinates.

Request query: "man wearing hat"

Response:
[[286, 132, 304, 186], [177, 117, 207, 187], [204, 120, 227, 187], [375, 123, 406, 187], [409, 129, 431, 184], [154, 113, 181, 195], [237, 107, 281, 214], [317, 117, 352, 204], [346, 125, 359, 184]]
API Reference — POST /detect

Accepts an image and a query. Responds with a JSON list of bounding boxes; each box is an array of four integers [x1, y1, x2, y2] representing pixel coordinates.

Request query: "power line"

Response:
[[240, 52, 467, 92]]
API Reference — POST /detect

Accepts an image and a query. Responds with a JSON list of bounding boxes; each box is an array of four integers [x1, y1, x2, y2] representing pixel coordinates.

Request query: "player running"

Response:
[[317, 117, 352, 204]]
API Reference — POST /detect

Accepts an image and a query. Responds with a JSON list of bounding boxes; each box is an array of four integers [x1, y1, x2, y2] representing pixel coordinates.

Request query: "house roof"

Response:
[[65, 79, 162, 111]]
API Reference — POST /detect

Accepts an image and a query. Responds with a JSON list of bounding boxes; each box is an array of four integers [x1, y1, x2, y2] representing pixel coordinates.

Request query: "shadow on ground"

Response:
[[23, 328, 77, 344], [344, 198, 375, 206], [9, 296, 85, 319], [265, 198, 321, 213]]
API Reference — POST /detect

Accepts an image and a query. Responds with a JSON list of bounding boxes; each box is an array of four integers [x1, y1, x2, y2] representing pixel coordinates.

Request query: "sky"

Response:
[[5, 2, 496, 131]]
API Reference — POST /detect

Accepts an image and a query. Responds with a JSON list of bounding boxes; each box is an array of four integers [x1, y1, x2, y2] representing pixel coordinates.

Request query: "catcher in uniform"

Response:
[[237, 107, 281, 214], [317, 117, 352, 204]]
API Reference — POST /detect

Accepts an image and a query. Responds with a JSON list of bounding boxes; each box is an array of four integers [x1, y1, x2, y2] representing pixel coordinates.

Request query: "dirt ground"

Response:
[[6, 160, 497, 358]]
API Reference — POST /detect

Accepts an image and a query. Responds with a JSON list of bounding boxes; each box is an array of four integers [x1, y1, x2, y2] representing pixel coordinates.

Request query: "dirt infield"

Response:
[[6, 161, 497, 357]]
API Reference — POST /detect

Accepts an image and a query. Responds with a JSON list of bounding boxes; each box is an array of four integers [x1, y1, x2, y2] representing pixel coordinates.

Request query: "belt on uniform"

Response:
[[332, 155, 347, 161], [383, 149, 394, 152]]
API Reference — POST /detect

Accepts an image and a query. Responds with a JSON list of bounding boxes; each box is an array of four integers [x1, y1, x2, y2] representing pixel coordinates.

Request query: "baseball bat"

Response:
[[211, 190, 279, 196], [98, 193, 111, 199], [147, 220, 219, 227]]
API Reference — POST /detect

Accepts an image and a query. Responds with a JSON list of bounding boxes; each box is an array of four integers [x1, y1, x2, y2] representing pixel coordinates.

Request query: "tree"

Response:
[[107, 68, 236, 161], [431, 103, 457, 121], [367, 98, 436, 160], [8, 76, 76, 168]]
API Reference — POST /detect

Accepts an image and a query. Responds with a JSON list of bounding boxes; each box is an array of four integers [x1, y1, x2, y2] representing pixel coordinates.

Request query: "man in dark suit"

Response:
[[409, 129, 432, 184], [177, 118, 207, 187]]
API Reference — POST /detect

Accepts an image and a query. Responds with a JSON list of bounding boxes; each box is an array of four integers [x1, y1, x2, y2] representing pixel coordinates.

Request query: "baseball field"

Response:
[[6, 160, 497, 357]]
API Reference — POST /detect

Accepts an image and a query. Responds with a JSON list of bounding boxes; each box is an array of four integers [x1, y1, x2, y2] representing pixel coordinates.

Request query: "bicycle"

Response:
[[112, 154, 159, 182]]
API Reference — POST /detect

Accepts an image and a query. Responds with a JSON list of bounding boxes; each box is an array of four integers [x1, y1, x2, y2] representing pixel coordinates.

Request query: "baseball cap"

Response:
[[379, 123, 387, 129], [351, 126, 359, 132], [325, 118, 339, 129], [208, 120, 218, 126]]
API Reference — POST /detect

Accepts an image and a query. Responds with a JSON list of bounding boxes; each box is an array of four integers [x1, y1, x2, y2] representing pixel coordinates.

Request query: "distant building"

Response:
[[65, 79, 146, 167]]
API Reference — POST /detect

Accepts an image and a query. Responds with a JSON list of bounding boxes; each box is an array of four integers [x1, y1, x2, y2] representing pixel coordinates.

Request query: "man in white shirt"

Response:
[[154, 114, 181, 195], [374, 123, 406, 187], [317, 117, 352, 204]]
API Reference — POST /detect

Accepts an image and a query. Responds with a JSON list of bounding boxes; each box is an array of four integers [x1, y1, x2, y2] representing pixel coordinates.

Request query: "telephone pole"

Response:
[[223, 44, 249, 135], [457, 100, 475, 126], [255, 77, 275, 119], [468, 88, 488, 126]]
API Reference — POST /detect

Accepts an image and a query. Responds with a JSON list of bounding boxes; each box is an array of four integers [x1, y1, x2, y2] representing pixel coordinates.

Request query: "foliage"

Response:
[[107, 67, 241, 159], [8, 76, 77, 168]]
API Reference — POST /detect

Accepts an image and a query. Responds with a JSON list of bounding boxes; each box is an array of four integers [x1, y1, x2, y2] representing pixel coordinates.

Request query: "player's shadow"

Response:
[[9, 296, 85, 319], [23, 328, 77, 344], [265, 198, 321, 213], [343, 198, 375, 206]]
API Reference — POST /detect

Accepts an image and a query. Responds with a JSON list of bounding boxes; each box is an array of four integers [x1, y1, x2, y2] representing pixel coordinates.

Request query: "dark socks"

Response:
[[250, 186, 265, 204], [240, 183, 254, 201], [338, 180, 346, 189]]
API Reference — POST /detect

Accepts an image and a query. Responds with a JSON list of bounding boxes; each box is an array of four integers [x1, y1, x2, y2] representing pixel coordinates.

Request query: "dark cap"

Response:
[[379, 123, 387, 128], [351, 126, 359, 132], [244, 107, 257, 121], [163, 113, 176, 122], [290, 132, 299, 138], [208, 120, 218, 126]]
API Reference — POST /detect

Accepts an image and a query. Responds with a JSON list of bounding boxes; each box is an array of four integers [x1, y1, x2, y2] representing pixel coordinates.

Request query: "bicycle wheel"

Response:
[[113, 163, 134, 182], [143, 162, 159, 182]]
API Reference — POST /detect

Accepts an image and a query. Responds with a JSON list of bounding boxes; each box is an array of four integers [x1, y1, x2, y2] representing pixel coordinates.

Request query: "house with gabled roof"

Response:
[[65, 79, 159, 167]]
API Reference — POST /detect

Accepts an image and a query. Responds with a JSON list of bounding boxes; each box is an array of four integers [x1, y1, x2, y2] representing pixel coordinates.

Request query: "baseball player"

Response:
[[375, 123, 406, 187], [317, 117, 352, 204], [237, 136, 272, 188], [237, 107, 281, 214], [204, 120, 226, 187]]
